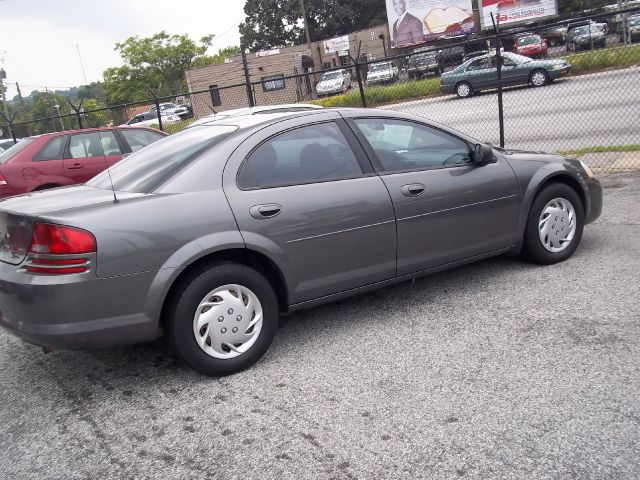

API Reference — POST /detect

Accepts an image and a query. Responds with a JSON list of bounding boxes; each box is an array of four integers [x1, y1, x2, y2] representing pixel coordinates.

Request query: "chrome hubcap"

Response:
[[538, 197, 576, 253], [458, 84, 470, 96], [193, 284, 263, 359], [532, 72, 546, 86]]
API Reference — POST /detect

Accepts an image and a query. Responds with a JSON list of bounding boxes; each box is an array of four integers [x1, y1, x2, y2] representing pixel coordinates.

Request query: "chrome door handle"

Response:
[[401, 183, 426, 197], [67, 163, 84, 170], [249, 204, 282, 219]]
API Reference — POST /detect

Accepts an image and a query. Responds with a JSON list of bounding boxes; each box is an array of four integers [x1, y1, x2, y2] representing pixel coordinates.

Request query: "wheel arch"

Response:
[[157, 248, 289, 333], [515, 170, 589, 253]]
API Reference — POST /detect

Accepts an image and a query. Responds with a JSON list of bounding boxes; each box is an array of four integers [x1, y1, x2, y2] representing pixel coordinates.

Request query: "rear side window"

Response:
[[33, 136, 66, 161], [120, 129, 164, 152], [238, 122, 362, 189]]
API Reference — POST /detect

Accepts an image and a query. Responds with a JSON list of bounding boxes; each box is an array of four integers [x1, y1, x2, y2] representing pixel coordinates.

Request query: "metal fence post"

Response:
[[491, 13, 506, 148], [349, 41, 367, 108], [241, 47, 255, 108], [68, 99, 84, 129], [0, 111, 17, 143], [154, 97, 164, 132]]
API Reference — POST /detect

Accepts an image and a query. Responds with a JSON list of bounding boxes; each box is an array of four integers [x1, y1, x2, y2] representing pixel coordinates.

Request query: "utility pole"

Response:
[[300, 0, 312, 47], [76, 43, 89, 85], [0, 56, 9, 121], [619, 0, 629, 46], [15, 82, 32, 136]]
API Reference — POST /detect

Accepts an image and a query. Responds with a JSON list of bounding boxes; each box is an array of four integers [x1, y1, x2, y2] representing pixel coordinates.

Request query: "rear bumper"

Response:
[[0, 266, 161, 349], [586, 177, 602, 224]]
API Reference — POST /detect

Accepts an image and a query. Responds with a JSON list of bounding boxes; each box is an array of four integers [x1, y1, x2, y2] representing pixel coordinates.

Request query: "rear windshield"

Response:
[[87, 125, 237, 193], [0, 139, 34, 164], [518, 36, 541, 45]]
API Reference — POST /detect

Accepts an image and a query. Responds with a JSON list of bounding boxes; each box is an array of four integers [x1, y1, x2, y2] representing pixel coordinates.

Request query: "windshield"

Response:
[[87, 125, 237, 193], [370, 64, 390, 72], [517, 36, 541, 46], [321, 71, 343, 81], [630, 18, 640, 27], [0, 139, 33, 164]]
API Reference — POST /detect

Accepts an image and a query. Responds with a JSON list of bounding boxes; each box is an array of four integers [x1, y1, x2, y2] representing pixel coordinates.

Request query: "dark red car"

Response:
[[514, 34, 548, 58], [0, 127, 166, 199]]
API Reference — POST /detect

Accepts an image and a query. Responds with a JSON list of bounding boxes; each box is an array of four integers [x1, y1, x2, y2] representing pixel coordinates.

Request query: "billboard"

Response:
[[323, 35, 350, 54], [478, 0, 558, 30], [386, 0, 475, 49]]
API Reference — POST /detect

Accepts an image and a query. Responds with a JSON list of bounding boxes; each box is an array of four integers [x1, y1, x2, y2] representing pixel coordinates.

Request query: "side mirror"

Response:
[[474, 143, 494, 164]]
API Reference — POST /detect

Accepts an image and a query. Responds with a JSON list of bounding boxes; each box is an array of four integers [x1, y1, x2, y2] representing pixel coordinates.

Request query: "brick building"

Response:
[[185, 24, 393, 117]]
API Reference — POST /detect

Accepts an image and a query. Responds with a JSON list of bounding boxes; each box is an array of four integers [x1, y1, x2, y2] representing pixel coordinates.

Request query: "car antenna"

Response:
[[95, 129, 119, 204]]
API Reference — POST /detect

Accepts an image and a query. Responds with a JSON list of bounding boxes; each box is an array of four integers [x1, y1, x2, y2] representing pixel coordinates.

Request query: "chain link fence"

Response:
[[2, 8, 639, 172]]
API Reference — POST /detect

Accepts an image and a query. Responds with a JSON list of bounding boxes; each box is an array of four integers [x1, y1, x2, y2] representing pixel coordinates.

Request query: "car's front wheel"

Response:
[[530, 69, 549, 87], [456, 81, 473, 98], [167, 262, 278, 376], [522, 183, 584, 264]]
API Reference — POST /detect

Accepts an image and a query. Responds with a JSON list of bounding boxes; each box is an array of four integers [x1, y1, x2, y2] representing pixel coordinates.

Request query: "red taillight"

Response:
[[28, 223, 96, 255], [25, 223, 95, 275], [0, 172, 7, 187]]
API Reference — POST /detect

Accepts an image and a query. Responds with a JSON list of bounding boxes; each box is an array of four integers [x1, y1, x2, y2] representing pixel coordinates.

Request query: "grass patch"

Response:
[[149, 118, 196, 135], [564, 44, 640, 74], [557, 144, 640, 157], [309, 77, 441, 108]]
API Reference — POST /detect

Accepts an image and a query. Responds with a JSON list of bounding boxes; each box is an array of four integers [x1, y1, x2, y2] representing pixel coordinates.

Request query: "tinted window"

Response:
[[33, 136, 66, 161], [68, 132, 104, 158], [100, 131, 123, 156], [87, 125, 236, 193], [120, 129, 164, 152], [354, 118, 472, 172], [0, 138, 33, 164], [238, 122, 362, 189]]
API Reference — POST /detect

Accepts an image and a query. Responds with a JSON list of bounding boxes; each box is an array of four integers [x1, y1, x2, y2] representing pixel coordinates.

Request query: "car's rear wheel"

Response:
[[530, 69, 549, 87], [456, 81, 473, 98], [522, 183, 584, 264], [167, 262, 278, 376]]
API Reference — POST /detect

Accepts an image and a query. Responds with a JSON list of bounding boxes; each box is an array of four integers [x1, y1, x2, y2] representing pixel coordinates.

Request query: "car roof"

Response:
[[25, 126, 166, 140]]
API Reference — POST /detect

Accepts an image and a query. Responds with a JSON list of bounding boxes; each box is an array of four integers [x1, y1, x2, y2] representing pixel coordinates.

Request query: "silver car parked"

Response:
[[316, 69, 352, 97], [0, 109, 602, 376]]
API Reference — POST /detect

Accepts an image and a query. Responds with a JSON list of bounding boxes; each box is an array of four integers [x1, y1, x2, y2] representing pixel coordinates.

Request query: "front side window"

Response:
[[261, 75, 285, 92], [238, 122, 362, 189], [33, 136, 66, 161], [68, 132, 104, 159], [354, 118, 472, 172]]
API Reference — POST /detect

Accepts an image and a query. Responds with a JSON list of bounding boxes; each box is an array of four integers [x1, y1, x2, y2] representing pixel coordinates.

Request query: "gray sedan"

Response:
[[0, 108, 602, 376]]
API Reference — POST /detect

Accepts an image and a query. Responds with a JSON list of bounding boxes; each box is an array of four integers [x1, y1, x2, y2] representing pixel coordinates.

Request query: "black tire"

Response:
[[456, 81, 473, 98], [522, 183, 585, 265], [530, 69, 549, 87], [167, 262, 279, 376]]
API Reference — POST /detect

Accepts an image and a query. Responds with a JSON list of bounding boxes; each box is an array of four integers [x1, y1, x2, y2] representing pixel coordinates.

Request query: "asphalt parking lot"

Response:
[[1, 172, 639, 480]]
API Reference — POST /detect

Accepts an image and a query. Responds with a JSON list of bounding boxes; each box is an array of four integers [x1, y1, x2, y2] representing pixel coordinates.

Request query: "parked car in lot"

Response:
[[0, 139, 20, 152], [540, 25, 568, 46], [407, 48, 440, 79], [148, 102, 193, 120], [123, 112, 182, 128], [316, 69, 352, 97], [441, 52, 571, 98], [0, 127, 166, 199], [514, 34, 548, 58], [0, 108, 602, 376], [621, 16, 640, 43], [366, 62, 399, 84], [189, 104, 323, 127], [566, 24, 607, 51], [437, 38, 491, 72]]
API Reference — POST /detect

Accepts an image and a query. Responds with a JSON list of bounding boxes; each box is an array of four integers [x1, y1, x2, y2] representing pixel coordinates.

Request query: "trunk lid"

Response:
[[0, 185, 145, 265]]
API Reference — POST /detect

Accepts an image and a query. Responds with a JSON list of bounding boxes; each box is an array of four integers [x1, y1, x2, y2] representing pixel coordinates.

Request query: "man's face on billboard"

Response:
[[393, 0, 406, 17]]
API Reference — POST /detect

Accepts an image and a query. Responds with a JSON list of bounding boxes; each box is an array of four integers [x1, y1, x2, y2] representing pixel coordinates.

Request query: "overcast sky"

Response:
[[0, 0, 246, 98]]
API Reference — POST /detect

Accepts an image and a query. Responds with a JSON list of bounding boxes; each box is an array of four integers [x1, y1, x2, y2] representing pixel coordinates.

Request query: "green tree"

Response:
[[558, 0, 610, 15], [28, 91, 74, 134], [103, 31, 215, 104], [240, 0, 388, 51]]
